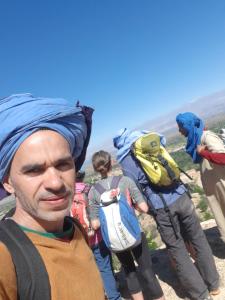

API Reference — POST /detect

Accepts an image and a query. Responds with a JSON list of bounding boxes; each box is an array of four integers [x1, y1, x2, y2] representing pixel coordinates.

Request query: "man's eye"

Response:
[[25, 168, 43, 175], [56, 162, 73, 170]]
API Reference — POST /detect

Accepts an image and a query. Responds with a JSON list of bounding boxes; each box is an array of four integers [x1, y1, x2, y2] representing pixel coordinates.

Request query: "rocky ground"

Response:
[[151, 219, 225, 300], [117, 219, 225, 300]]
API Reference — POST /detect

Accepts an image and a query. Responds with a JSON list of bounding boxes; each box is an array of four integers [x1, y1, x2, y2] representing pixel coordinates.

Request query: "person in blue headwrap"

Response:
[[176, 112, 204, 163], [176, 112, 225, 244], [113, 128, 220, 300], [0, 93, 105, 300], [0, 93, 91, 181]]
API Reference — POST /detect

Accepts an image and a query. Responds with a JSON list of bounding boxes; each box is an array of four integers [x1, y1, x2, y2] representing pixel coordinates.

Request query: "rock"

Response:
[[0, 195, 15, 219]]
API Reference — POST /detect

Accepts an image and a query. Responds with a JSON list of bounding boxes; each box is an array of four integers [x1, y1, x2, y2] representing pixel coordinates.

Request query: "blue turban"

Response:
[[176, 112, 204, 163], [0, 93, 89, 182], [113, 128, 166, 162]]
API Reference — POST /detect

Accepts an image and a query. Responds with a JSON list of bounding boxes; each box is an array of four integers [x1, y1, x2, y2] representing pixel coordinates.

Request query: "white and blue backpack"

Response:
[[94, 176, 141, 252]]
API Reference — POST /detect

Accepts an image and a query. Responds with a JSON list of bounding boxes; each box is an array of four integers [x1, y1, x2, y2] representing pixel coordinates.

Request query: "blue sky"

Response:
[[1, 0, 225, 151]]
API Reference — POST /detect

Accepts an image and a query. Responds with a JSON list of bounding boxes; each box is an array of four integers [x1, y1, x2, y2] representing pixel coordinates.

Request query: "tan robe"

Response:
[[200, 130, 225, 242], [0, 225, 105, 300]]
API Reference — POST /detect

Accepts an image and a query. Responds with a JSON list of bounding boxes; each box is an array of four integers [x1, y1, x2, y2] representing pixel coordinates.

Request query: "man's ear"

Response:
[[3, 176, 15, 194]]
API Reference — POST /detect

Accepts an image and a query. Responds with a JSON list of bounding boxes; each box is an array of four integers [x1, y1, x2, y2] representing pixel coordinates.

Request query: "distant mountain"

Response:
[[85, 89, 225, 165], [136, 89, 225, 136]]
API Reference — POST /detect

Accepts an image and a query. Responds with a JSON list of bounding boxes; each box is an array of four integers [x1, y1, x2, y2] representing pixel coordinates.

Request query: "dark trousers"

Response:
[[116, 233, 163, 299], [155, 192, 219, 300]]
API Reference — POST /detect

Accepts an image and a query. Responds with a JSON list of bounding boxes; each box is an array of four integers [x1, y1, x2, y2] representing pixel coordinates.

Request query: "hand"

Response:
[[87, 227, 95, 237], [197, 145, 206, 154], [110, 188, 120, 199]]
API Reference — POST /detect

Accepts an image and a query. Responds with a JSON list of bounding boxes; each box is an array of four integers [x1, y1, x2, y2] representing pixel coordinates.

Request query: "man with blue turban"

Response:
[[176, 112, 225, 244], [0, 94, 105, 300]]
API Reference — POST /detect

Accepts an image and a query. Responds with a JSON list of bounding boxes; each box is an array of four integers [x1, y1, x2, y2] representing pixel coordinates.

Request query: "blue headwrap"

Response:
[[0, 93, 88, 182], [176, 112, 204, 163], [113, 128, 166, 162]]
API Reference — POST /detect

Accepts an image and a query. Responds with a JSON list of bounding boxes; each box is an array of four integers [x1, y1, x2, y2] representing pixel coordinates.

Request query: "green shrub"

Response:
[[189, 183, 204, 195], [196, 195, 214, 221], [170, 150, 199, 172], [112, 254, 121, 272], [197, 196, 208, 212], [203, 211, 214, 221], [146, 233, 158, 250]]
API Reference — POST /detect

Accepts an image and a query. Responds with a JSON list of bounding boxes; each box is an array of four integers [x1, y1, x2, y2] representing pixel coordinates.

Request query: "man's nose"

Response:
[[43, 168, 64, 191]]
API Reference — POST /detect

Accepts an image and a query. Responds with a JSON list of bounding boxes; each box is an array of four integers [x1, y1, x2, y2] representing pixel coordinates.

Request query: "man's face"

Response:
[[178, 125, 188, 137], [4, 130, 75, 224]]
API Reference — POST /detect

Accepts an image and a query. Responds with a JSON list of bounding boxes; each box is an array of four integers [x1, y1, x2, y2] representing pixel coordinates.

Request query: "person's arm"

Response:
[[136, 201, 149, 213], [87, 187, 101, 230], [197, 145, 225, 165], [125, 177, 149, 213], [90, 219, 100, 230]]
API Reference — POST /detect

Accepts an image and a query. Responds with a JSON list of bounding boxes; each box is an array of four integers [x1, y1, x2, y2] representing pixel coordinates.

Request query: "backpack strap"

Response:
[[110, 175, 122, 190], [94, 176, 122, 195], [94, 182, 107, 195], [156, 154, 177, 182], [0, 219, 51, 300], [157, 193, 179, 239], [157, 156, 192, 198]]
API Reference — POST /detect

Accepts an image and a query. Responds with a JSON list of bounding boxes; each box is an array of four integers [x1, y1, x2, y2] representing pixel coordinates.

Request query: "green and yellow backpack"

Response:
[[132, 132, 180, 187]]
